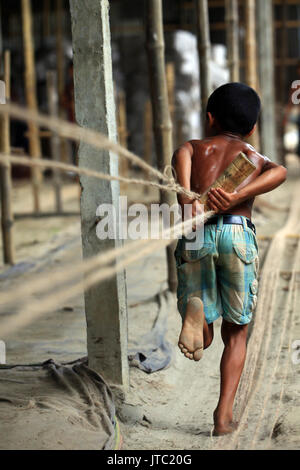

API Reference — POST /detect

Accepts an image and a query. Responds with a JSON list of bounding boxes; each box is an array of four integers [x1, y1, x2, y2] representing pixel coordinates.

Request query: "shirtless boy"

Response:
[[172, 83, 287, 436]]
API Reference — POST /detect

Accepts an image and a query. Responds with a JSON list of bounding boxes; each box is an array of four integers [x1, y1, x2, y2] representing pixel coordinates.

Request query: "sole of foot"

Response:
[[212, 410, 238, 436], [178, 297, 204, 362], [212, 424, 237, 437]]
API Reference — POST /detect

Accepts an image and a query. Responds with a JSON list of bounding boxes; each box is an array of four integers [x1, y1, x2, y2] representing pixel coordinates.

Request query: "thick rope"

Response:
[[0, 211, 214, 337], [0, 153, 201, 201], [0, 103, 202, 201]]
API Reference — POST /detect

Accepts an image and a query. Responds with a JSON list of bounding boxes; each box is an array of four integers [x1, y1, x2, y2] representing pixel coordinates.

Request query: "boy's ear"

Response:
[[246, 124, 257, 138], [206, 112, 215, 128]]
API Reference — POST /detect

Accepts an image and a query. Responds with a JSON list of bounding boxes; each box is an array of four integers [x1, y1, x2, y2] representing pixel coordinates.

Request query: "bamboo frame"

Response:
[[166, 62, 176, 143], [21, 0, 42, 212], [46, 71, 63, 213], [146, 0, 177, 293], [225, 0, 240, 82], [117, 89, 129, 191], [257, 0, 278, 163], [195, 0, 212, 136], [143, 99, 153, 194], [245, 0, 260, 150], [0, 50, 15, 264]]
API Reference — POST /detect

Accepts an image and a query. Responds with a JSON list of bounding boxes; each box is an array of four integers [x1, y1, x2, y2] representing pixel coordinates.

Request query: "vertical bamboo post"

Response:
[[176, 118, 184, 148], [279, 0, 288, 106], [43, 0, 51, 38], [278, 0, 288, 164], [225, 0, 240, 82], [0, 3, 3, 65], [166, 62, 175, 144], [245, 0, 260, 150], [55, 0, 70, 164], [21, 0, 42, 213], [46, 71, 63, 213], [257, 0, 278, 163], [143, 99, 153, 167], [195, 0, 212, 136], [0, 50, 15, 264], [143, 98, 153, 194], [117, 89, 128, 191], [56, 0, 64, 112], [146, 0, 177, 293]]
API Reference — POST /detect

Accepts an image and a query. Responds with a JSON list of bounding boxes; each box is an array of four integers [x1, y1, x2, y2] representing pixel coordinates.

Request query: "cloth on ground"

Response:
[[128, 291, 174, 373], [0, 358, 119, 450]]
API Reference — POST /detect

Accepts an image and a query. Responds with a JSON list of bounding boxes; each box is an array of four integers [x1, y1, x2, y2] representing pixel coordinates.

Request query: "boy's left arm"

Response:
[[207, 159, 287, 213]]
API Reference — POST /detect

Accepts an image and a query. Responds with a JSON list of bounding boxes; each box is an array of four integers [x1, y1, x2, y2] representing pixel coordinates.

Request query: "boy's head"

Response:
[[206, 82, 261, 137]]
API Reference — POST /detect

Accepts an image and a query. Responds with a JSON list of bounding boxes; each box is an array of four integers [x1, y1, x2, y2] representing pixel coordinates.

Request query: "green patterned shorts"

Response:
[[175, 216, 259, 325]]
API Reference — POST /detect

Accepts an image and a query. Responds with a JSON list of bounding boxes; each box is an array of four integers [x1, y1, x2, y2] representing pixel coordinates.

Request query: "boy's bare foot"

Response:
[[178, 297, 204, 362], [212, 423, 235, 436], [212, 409, 238, 436]]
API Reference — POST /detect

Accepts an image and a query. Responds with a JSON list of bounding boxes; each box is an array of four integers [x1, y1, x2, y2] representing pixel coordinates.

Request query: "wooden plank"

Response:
[[199, 152, 256, 211]]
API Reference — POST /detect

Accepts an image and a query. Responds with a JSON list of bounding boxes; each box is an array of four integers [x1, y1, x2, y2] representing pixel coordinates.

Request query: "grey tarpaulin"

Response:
[[0, 358, 120, 450], [128, 291, 174, 373]]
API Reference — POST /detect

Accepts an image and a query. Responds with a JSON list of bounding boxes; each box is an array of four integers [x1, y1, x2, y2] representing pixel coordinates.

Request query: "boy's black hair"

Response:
[[206, 82, 261, 136]]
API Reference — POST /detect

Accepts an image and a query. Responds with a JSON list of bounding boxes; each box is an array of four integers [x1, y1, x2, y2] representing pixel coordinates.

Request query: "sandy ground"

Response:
[[0, 164, 299, 450]]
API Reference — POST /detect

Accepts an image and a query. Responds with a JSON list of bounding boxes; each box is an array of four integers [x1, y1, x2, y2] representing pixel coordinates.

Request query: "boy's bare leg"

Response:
[[213, 320, 248, 436], [178, 297, 214, 361]]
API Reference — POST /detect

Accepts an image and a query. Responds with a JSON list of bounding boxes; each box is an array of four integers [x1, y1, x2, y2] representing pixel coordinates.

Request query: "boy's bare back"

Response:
[[180, 134, 272, 219]]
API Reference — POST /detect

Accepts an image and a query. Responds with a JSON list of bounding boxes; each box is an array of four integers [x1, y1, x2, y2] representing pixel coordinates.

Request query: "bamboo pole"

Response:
[[143, 98, 153, 194], [225, 0, 240, 82], [46, 71, 63, 213], [166, 62, 175, 144], [278, 0, 288, 165], [0, 50, 15, 264], [43, 0, 51, 38], [21, 0, 42, 212], [145, 0, 177, 293], [56, 0, 64, 111], [176, 118, 184, 148], [195, 0, 212, 136], [0, 3, 3, 67], [279, 0, 288, 105], [245, 0, 260, 150], [55, 0, 70, 165], [143, 99, 153, 167], [117, 89, 129, 191], [257, 0, 278, 163]]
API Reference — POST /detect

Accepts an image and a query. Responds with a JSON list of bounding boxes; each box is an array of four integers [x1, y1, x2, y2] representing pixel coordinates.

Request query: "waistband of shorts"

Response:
[[205, 215, 256, 234]]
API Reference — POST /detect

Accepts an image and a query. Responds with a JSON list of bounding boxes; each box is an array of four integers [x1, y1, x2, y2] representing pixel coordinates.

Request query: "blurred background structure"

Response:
[[1, 0, 300, 170]]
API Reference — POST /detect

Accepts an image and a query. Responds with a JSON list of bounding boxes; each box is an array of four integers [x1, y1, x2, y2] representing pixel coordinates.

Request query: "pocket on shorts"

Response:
[[233, 244, 258, 264], [247, 279, 259, 312]]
